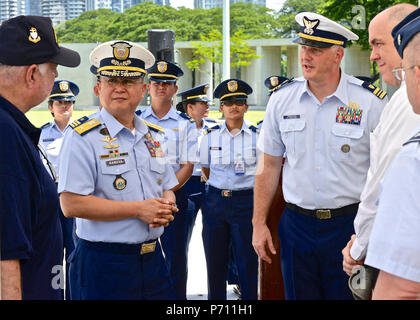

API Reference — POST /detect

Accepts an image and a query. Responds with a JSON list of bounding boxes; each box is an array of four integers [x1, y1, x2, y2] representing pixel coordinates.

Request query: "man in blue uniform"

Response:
[[0, 15, 80, 300], [40, 80, 79, 299], [200, 79, 259, 300], [253, 12, 387, 300], [365, 7, 420, 299], [58, 40, 179, 300], [139, 61, 198, 300]]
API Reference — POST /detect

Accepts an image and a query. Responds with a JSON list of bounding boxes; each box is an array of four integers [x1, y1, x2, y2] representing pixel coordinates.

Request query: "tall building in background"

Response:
[[88, 0, 170, 12], [195, 0, 265, 9], [0, 0, 25, 22], [40, 0, 85, 25]]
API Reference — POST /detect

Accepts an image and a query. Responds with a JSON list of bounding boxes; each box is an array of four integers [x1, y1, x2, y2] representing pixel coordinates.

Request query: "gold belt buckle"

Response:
[[140, 241, 156, 255], [221, 190, 232, 197], [316, 209, 331, 219]]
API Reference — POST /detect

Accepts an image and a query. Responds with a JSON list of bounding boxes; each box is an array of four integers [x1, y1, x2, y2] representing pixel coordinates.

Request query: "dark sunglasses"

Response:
[[221, 100, 247, 107]]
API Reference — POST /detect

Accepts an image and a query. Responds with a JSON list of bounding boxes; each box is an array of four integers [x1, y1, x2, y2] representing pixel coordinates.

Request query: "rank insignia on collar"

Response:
[[227, 80, 238, 92], [303, 17, 320, 35], [113, 175, 126, 190], [112, 41, 132, 61], [157, 61, 167, 73], [29, 27, 41, 43]]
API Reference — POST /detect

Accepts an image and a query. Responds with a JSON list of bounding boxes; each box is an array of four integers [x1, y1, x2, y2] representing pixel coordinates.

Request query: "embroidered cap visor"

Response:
[[0, 15, 80, 67]]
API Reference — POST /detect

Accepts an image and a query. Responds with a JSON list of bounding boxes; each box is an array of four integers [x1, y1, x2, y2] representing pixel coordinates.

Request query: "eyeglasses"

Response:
[[221, 100, 247, 107], [392, 65, 418, 81], [102, 78, 142, 87]]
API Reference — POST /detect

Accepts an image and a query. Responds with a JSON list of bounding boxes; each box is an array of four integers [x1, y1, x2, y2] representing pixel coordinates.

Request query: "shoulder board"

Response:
[[71, 117, 101, 136], [178, 111, 196, 123], [203, 125, 220, 135], [135, 109, 142, 116], [205, 118, 217, 123], [256, 120, 263, 126], [142, 120, 164, 133], [270, 78, 294, 94], [403, 132, 420, 146], [40, 122, 51, 129], [361, 81, 387, 100], [69, 116, 90, 129]]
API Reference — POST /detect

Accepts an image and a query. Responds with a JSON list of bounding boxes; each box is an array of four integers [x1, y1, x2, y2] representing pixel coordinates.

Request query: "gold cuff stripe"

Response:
[[298, 33, 344, 45], [220, 92, 247, 100]]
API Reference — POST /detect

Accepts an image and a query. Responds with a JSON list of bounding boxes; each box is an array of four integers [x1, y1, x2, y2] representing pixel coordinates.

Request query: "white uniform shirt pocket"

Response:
[[279, 118, 306, 164], [329, 123, 364, 161]]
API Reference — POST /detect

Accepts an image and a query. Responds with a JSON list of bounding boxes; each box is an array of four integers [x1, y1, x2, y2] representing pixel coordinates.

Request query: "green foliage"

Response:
[[56, 2, 282, 43], [186, 30, 261, 85], [276, 0, 325, 38], [321, 0, 419, 50]]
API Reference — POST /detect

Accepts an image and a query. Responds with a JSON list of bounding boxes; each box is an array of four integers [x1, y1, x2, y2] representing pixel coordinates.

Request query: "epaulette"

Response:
[[178, 111, 196, 123], [403, 132, 420, 146], [270, 78, 294, 94], [135, 109, 142, 116], [256, 120, 263, 126], [205, 118, 217, 123], [203, 125, 220, 135], [142, 120, 164, 133], [70, 116, 101, 136], [361, 81, 387, 100], [40, 122, 51, 129]]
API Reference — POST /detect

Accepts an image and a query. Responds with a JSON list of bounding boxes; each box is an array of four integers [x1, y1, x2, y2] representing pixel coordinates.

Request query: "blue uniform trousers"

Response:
[[160, 187, 189, 300], [58, 204, 78, 300], [202, 185, 258, 300], [278, 206, 357, 300], [68, 239, 176, 300], [184, 176, 205, 249]]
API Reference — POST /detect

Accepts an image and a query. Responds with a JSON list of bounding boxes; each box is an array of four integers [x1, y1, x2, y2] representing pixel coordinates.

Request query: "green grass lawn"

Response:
[[26, 109, 265, 128]]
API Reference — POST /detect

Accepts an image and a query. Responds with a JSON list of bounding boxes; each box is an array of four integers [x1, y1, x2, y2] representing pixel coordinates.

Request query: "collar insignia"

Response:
[[29, 27, 41, 43], [303, 17, 320, 35]]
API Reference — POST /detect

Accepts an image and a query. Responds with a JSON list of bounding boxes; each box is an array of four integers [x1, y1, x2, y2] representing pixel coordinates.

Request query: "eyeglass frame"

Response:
[[392, 65, 418, 81], [101, 77, 143, 87], [220, 100, 247, 107]]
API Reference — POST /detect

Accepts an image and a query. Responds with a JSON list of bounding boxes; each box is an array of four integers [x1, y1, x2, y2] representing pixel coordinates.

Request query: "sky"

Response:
[[170, 0, 286, 11]]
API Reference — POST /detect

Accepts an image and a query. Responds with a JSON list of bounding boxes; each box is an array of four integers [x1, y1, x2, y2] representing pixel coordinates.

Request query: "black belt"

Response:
[[286, 202, 359, 219], [79, 239, 158, 255], [190, 176, 206, 183], [208, 185, 253, 198]]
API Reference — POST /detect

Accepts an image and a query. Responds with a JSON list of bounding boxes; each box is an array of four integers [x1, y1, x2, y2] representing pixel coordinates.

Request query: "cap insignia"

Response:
[[398, 34, 402, 46], [303, 17, 320, 35], [270, 77, 279, 87], [227, 80, 238, 92], [28, 27, 41, 44], [157, 61, 168, 73], [59, 81, 69, 92], [111, 41, 132, 61], [203, 85, 208, 94]]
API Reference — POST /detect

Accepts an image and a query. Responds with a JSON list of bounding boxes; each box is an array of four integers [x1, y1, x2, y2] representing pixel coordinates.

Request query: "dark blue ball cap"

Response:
[[48, 80, 79, 101], [0, 15, 80, 67], [214, 79, 252, 101], [147, 60, 184, 82], [392, 7, 420, 58], [177, 84, 210, 103], [264, 76, 290, 95]]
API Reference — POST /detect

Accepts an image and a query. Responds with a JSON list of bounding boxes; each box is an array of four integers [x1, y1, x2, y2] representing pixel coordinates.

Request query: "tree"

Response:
[[276, 0, 325, 38], [186, 30, 261, 87], [321, 0, 419, 49]]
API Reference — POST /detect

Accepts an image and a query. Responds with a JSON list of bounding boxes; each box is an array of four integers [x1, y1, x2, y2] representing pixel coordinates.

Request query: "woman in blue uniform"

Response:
[[200, 79, 259, 300]]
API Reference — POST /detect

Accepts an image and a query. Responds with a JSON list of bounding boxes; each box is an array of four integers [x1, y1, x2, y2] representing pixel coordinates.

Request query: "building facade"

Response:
[[194, 0, 266, 9], [0, 0, 25, 23]]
